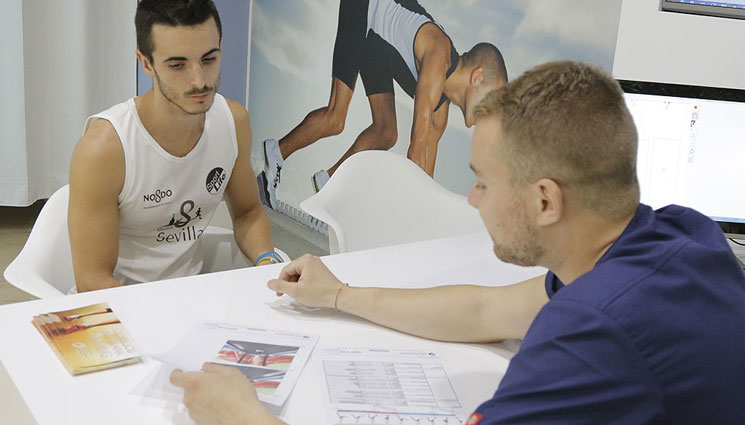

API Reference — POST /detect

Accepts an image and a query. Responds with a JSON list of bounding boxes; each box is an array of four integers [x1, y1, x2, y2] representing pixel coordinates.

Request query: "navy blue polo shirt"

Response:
[[472, 204, 745, 424]]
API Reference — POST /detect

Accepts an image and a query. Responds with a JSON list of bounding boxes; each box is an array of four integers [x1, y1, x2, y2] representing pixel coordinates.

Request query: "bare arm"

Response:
[[424, 99, 449, 175], [223, 100, 275, 264], [408, 24, 451, 175], [268, 255, 549, 342], [68, 119, 124, 292]]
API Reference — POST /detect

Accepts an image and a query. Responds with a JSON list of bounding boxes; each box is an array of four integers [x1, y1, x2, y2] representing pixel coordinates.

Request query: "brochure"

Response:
[[32, 302, 141, 375]]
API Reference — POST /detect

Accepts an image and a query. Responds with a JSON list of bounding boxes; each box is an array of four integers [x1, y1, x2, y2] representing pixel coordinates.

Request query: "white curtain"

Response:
[[0, 0, 137, 206]]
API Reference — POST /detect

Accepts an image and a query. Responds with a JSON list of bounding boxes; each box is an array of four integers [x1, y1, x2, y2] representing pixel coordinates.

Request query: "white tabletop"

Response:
[[0, 232, 545, 425]]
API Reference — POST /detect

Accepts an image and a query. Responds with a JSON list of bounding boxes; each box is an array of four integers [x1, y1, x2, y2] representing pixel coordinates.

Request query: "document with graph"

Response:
[[319, 347, 466, 425], [151, 321, 318, 407]]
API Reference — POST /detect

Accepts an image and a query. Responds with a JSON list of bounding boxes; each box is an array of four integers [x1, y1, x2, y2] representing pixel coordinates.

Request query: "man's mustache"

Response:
[[186, 87, 214, 96]]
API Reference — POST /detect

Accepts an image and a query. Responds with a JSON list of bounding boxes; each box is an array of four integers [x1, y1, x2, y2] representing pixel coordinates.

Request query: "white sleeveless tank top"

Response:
[[367, 0, 433, 81], [83, 94, 238, 285]]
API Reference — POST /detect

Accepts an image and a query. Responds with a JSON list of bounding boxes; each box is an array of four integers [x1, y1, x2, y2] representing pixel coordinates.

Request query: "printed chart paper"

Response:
[[151, 321, 318, 407], [319, 347, 466, 425]]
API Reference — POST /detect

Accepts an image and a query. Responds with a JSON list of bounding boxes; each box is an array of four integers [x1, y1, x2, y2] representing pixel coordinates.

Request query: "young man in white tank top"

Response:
[[68, 0, 279, 292]]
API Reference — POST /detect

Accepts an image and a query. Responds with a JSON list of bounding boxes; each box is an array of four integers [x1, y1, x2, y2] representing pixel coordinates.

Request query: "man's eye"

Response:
[[203, 57, 216, 63], [169, 63, 184, 69]]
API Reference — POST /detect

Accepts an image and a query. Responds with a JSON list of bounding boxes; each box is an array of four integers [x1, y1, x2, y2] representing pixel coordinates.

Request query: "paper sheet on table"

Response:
[[318, 347, 468, 425], [148, 321, 319, 407]]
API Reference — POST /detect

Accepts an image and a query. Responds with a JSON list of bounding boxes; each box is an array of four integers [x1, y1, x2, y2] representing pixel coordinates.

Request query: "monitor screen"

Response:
[[619, 80, 745, 238], [661, 0, 745, 20]]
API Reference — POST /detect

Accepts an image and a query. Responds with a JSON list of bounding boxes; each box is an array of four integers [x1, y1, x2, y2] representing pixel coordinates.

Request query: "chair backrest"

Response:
[[300, 151, 486, 253], [3, 185, 74, 298], [4, 186, 290, 299]]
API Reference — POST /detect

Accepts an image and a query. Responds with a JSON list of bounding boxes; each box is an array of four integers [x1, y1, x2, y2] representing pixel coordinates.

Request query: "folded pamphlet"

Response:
[[32, 303, 141, 375]]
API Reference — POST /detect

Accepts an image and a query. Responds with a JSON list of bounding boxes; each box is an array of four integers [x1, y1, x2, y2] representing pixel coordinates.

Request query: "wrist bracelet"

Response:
[[255, 251, 282, 266], [334, 283, 349, 313], [256, 256, 276, 264]]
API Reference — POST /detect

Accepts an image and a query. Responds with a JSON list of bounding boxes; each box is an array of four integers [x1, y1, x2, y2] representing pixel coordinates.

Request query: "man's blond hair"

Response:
[[475, 61, 640, 220]]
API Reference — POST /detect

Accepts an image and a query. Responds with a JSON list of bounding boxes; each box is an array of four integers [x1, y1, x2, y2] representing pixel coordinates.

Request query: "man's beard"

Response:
[[492, 198, 545, 267], [155, 71, 221, 115]]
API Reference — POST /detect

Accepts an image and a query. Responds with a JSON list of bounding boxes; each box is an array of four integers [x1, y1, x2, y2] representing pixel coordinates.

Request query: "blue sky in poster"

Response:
[[248, 0, 623, 204]]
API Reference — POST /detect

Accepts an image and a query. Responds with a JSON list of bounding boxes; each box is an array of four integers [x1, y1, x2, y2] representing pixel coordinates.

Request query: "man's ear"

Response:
[[533, 178, 563, 227], [470, 66, 484, 86], [136, 50, 155, 77]]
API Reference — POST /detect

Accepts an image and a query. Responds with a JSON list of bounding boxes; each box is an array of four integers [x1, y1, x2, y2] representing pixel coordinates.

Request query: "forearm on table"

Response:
[[233, 206, 274, 263], [335, 284, 516, 343]]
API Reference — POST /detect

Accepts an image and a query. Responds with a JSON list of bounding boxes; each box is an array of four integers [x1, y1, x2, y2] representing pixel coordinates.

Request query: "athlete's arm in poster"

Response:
[[425, 99, 450, 174], [68, 119, 124, 292], [409, 23, 451, 176], [223, 100, 275, 265]]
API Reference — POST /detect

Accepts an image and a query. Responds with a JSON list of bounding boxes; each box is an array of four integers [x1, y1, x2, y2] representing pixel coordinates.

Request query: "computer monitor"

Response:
[[661, 0, 745, 20], [619, 79, 745, 240]]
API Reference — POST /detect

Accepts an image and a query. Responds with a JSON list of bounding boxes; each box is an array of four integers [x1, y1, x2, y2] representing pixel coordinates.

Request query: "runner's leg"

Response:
[[327, 93, 397, 177]]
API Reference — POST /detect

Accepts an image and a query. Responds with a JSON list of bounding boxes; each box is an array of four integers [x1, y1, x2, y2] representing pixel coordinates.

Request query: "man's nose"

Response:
[[467, 186, 479, 208], [189, 63, 206, 89]]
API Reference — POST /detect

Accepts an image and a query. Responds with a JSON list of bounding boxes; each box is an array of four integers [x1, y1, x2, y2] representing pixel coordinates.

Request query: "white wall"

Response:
[[613, 0, 745, 89], [0, 1, 30, 205], [0, 1, 137, 206]]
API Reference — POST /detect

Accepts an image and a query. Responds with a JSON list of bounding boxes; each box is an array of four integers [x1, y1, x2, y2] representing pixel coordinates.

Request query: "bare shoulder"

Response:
[[416, 23, 451, 57], [73, 118, 124, 166], [70, 118, 125, 190], [223, 98, 252, 157], [224, 98, 250, 127]]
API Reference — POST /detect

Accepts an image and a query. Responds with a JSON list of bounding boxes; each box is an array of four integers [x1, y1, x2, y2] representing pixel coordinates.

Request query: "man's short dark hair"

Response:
[[474, 61, 640, 220], [136, 0, 222, 62], [463, 43, 508, 85]]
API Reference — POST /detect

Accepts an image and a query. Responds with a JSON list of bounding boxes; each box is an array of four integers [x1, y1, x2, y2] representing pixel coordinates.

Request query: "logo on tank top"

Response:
[[142, 188, 174, 208], [156, 200, 205, 243], [206, 167, 227, 194]]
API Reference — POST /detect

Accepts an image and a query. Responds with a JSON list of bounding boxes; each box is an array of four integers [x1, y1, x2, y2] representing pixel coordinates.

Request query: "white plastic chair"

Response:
[[3, 185, 289, 298], [3, 185, 75, 298], [300, 151, 486, 254]]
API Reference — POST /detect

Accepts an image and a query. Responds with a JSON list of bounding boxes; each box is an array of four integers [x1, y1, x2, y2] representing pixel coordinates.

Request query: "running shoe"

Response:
[[262, 138, 283, 209], [256, 171, 271, 208], [311, 169, 330, 193]]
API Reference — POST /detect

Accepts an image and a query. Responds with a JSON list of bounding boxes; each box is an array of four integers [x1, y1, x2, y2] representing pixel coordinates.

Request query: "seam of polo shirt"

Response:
[[596, 238, 691, 310]]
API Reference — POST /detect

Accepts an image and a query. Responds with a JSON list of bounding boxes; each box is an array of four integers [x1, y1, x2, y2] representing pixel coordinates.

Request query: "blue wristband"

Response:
[[255, 251, 282, 265]]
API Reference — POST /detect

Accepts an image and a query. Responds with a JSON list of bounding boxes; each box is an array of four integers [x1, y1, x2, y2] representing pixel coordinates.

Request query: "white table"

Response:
[[0, 232, 545, 425]]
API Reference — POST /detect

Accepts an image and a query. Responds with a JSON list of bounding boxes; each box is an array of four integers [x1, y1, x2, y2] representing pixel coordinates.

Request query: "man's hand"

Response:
[[267, 254, 344, 309], [267, 257, 547, 343], [170, 363, 282, 425]]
